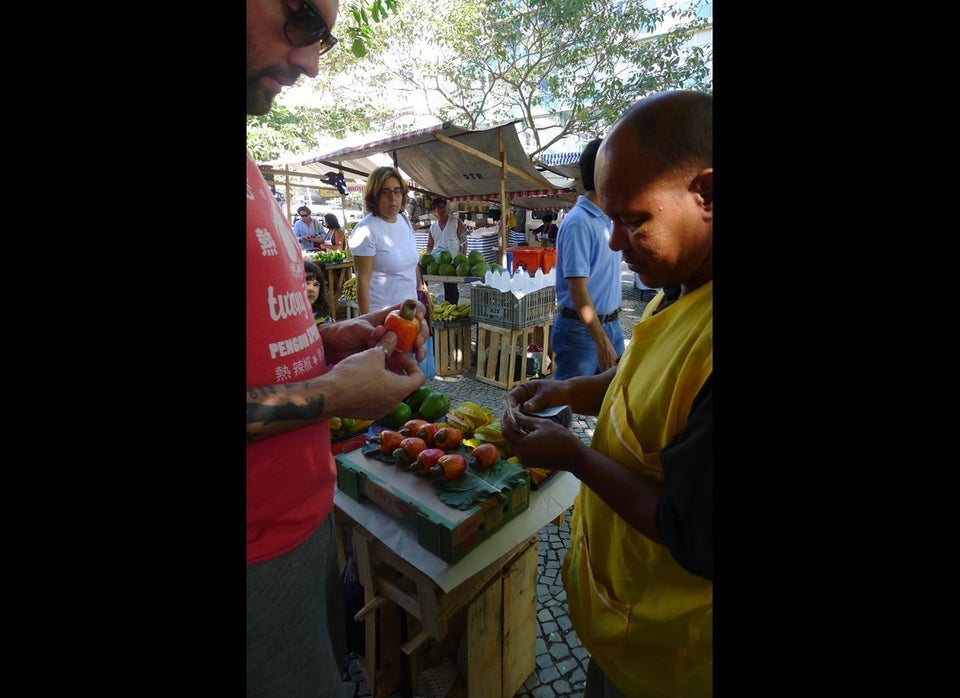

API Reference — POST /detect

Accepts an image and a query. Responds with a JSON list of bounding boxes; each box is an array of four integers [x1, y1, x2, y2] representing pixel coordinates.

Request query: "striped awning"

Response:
[[402, 186, 575, 211], [541, 152, 581, 166]]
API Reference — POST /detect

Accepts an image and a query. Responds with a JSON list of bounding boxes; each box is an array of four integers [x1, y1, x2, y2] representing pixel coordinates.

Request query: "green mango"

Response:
[[438, 263, 456, 276], [404, 385, 434, 412], [453, 253, 469, 267], [377, 401, 412, 428], [455, 262, 472, 277], [419, 253, 435, 270], [437, 250, 453, 265], [418, 391, 451, 422]]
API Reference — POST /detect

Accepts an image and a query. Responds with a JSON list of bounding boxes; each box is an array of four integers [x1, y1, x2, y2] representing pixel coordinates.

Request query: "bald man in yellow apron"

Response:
[[502, 90, 713, 697]]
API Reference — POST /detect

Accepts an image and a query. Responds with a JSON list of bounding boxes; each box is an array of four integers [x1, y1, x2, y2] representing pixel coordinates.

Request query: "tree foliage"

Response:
[[246, 0, 713, 162], [340, 0, 403, 58], [425, 0, 713, 157]]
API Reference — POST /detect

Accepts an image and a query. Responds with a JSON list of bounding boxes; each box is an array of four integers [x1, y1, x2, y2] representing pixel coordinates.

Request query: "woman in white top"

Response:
[[426, 197, 466, 304], [349, 166, 430, 315]]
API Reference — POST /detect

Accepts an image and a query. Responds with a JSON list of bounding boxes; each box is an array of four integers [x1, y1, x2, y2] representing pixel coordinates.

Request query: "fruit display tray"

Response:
[[335, 445, 530, 565]]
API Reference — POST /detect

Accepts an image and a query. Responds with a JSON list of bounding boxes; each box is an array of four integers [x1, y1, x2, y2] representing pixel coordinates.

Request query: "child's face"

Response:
[[305, 276, 321, 304]]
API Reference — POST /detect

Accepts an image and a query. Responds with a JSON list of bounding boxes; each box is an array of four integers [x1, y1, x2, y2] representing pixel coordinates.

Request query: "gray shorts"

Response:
[[247, 513, 353, 698]]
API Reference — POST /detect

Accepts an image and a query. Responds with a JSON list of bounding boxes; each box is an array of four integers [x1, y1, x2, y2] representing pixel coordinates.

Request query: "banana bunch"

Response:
[[432, 300, 471, 321], [339, 276, 357, 302], [329, 416, 374, 439]]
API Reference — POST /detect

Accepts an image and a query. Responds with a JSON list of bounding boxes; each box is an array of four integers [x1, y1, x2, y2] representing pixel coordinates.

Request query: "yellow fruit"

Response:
[[474, 424, 506, 441], [527, 467, 552, 485], [455, 402, 494, 427], [445, 413, 476, 437]]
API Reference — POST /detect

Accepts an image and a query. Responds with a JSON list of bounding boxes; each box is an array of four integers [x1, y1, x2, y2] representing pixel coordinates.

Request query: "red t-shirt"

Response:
[[246, 151, 334, 565]]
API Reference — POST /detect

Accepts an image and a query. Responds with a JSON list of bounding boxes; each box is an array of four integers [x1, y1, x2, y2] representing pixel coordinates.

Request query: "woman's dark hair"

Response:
[[324, 213, 341, 228], [542, 213, 554, 223]]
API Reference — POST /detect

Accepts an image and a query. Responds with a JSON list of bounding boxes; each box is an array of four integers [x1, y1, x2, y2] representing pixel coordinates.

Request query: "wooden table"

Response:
[[335, 512, 538, 698], [323, 261, 354, 321], [422, 275, 482, 284], [332, 469, 580, 698]]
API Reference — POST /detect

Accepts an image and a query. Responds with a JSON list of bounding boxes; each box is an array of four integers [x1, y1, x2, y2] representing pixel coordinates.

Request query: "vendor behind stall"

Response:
[[531, 212, 558, 247], [427, 197, 467, 304]]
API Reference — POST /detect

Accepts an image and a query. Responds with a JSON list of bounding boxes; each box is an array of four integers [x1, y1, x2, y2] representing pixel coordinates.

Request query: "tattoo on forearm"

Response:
[[246, 389, 326, 441]]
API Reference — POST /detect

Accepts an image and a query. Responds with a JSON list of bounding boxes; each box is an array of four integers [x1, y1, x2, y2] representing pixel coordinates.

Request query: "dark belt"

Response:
[[559, 306, 621, 324]]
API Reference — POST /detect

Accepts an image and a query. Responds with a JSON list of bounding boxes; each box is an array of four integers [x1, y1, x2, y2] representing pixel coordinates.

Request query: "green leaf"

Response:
[[359, 442, 397, 464], [433, 458, 527, 510]]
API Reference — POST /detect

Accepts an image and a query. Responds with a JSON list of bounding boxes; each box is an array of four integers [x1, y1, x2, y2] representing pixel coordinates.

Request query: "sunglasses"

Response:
[[284, 1, 339, 55], [378, 187, 405, 198], [299, 212, 311, 217]]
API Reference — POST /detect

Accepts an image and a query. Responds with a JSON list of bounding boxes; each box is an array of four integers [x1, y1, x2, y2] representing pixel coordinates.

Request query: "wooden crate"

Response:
[[432, 319, 473, 376], [475, 321, 553, 390], [344, 520, 538, 698], [337, 300, 360, 321]]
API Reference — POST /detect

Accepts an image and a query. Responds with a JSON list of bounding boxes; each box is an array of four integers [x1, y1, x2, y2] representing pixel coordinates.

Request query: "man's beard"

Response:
[[246, 78, 275, 116]]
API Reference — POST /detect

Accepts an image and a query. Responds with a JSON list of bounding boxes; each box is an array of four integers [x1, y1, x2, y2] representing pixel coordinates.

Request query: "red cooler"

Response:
[[507, 247, 544, 275], [541, 248, 557, 274]]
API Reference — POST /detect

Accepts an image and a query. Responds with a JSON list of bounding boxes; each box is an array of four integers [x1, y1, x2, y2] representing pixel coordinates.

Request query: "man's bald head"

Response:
[[595, 90, 713, 292], [601, 90, 712, 179]]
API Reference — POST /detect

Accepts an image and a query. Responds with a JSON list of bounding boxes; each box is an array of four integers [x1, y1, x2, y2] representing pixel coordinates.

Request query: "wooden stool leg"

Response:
[[540, 320, 553, 375], [379, 601, 403, 697], [467, 579, 503, 698], [497, 329, 512, 389]]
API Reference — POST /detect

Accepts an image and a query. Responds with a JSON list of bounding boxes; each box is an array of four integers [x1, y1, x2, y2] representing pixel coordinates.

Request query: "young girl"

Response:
[[304, 260, 333, 324]]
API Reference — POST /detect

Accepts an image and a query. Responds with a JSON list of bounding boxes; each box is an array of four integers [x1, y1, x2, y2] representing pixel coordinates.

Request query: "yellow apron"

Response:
[[562, 282, 713, 697]]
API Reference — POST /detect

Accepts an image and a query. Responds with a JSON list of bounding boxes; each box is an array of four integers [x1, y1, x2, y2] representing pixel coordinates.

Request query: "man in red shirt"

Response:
[[246, 2, 429, 696]]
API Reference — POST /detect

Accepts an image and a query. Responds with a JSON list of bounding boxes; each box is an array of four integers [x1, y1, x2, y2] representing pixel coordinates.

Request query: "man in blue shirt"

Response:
[[293, 205, 323, 251], [551, 138, 625, 380]]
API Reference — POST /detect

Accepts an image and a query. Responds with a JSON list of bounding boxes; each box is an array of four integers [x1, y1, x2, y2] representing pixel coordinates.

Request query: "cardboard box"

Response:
[[335, 448, 530, 565]]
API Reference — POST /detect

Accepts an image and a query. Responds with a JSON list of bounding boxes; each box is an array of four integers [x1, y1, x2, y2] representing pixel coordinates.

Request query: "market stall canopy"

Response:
[[301, 121, 560, 201], [450, 191, 578, 211], [261, 152, 389, 188]]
